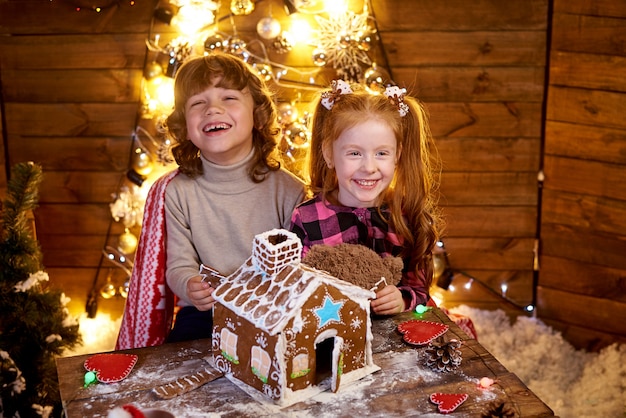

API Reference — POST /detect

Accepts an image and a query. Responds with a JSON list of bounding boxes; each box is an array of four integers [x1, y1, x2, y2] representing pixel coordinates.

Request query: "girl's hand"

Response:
[[186, 275, 216, 311], [371, 285, 404, 315]]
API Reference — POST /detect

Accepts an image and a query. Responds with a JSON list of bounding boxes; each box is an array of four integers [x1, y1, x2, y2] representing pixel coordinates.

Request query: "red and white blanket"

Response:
[[115, 170, 179, 350]]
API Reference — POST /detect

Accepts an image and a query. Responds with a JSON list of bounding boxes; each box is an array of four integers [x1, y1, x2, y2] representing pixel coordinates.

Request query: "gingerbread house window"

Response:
[[220, 328, 239, 364], [291, 353, 310, 378], [250, 346, 271, 383]]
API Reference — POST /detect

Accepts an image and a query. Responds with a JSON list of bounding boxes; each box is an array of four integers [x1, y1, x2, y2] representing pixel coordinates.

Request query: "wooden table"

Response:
[[57, 308, 555, 417]]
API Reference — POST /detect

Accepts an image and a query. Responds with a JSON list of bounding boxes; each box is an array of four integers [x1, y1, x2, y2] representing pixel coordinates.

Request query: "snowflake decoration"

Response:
[[313, 11, 372, 80], [354, 350, 365, 367], [225, 317, 236, 331], [255, 333, 268, 348], [350, 317, 363, 330]]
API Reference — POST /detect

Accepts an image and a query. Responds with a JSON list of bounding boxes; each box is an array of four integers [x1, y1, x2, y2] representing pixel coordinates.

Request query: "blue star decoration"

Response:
[[314, 295, 345, 328]]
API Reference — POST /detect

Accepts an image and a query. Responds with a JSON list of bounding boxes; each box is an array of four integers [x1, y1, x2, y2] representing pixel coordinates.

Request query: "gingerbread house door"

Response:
[[314, 335, 344, 393]]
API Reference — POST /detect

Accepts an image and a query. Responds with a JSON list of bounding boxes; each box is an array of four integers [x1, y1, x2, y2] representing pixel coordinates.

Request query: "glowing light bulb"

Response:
[[415, 304, 429, 314], [323, 0, 348, 16], [287, 13, 313, 45], [479, 377, 495, 389]]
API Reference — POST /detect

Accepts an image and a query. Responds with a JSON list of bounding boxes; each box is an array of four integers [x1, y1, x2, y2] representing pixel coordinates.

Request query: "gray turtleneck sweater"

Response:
[[164, 151, 305, 306]]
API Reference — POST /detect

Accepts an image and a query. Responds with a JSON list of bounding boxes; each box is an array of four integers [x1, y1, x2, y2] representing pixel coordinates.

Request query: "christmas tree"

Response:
[[0, 162, 81, 418]]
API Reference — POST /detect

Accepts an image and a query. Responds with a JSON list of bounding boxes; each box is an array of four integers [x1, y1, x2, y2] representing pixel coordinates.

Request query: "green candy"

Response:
[[84, 371, 97, 387]]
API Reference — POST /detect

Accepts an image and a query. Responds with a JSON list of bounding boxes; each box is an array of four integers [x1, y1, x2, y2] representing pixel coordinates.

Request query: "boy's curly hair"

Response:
[[164, 53, 282, 181]]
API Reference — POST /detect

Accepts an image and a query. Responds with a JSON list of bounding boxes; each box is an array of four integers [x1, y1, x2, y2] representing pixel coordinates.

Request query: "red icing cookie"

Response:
[[397, 319, 448, 345], [430, 392, 469, 414], [84, 353, 138, 383]]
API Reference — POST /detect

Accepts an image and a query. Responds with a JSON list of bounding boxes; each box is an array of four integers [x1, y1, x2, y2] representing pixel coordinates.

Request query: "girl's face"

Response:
[[324, 119, 400, 208], [184, 82, 255, 165]]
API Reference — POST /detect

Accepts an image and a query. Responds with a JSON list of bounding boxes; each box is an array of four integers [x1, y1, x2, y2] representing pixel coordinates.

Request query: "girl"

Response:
[[163, 53, 305, 342], [290, 80, 442, 316]]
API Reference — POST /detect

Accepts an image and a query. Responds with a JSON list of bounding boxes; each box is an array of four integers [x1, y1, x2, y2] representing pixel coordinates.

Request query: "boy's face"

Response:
[[185, 82, 255, 165], [324, 119, 400, 208]]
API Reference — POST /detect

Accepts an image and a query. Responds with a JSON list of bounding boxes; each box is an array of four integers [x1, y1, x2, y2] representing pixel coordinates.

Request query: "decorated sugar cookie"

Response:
[[397, 319, 449, 345], [429, 392, 469, 414], [84, 353, 138, 384]]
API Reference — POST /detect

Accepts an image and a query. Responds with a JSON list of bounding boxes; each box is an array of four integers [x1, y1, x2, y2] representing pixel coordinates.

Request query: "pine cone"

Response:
[[423, 337, 462, 372], [481, 401, 517, 417]]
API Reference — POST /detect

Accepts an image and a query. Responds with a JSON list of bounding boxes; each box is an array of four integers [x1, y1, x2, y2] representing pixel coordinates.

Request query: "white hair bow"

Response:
[[384, 86, 409, 117], [321, 80, 353, 110]]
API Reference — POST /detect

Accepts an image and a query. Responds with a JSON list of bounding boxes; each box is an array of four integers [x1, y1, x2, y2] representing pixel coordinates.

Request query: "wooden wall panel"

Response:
[[539, 0, 626, 349], [0, 0, 156, 318], [372, 0, 548, 312]]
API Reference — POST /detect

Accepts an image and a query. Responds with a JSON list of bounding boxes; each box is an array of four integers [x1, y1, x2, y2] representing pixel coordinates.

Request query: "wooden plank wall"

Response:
[[0, 0, 157, 316], [538, 0, 626, 350], [372, 0, 548, 316]]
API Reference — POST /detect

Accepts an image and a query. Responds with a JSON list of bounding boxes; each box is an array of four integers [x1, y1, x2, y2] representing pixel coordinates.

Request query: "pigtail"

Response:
[[390, 95, 443, 285], [307, 100, 336, 198]]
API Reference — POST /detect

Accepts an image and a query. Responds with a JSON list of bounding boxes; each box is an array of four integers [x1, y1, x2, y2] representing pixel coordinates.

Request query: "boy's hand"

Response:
[[371, 284, 404, 315], [186, 275, 216, 311]]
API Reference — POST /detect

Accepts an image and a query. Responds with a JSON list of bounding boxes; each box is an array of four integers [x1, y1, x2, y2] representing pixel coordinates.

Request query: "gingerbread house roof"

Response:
[[212, 229, 375, 336]]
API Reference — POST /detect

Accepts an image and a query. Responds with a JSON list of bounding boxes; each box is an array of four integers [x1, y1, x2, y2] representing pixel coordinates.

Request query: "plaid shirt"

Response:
[[290, 195, 429, 309]]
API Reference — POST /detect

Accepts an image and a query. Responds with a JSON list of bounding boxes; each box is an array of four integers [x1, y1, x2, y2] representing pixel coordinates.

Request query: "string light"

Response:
[[433, 240, 536, 314]]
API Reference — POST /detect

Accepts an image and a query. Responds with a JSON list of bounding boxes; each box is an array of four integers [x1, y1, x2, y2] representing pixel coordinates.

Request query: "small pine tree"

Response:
[[0, 162, 81, 418]]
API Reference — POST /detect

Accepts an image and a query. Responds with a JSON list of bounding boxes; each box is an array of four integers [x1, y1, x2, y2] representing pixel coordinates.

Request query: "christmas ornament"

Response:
[[227, 36, 247, 56], [164, 38, 192, 77], [118, 228, 138, 255], [313, 11, 372, 74], [143, 61, 163, 80], [277, 102, 298, 125], [119, 280, 130, 299], [230, 0, 254, 16], [257, 17, 281, 40], [99, 274, 117, 299], [424, 337, 462, 372], [272, 34, 293, 54], [312, 49, 328, 66], [253, 63, 273, 82], [430, 393, 469, 414], [84, 353, 138, 383], [283, 122, 310, 149], [356, 29, 373, 51], [397, 319, 448, 345], [131, 147, 153, 176], [364, 63, 391, 93], [204, 33, 226, 53]]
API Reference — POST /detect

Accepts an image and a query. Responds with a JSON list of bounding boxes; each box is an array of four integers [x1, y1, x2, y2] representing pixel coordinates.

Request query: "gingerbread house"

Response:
[[210, 229, 380, 407]]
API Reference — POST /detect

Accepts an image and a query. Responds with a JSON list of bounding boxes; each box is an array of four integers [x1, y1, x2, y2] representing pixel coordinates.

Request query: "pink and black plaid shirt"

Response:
[[289, 195, 430, 309]]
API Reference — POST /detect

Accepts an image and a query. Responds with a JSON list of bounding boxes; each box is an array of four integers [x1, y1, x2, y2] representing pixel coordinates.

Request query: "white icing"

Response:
[[211, 229, 379, 407]]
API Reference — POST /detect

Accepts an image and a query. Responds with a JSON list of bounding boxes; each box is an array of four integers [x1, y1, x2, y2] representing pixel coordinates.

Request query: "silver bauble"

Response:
[[284, 122, 310, 149], [144, 61, 163, 80], [277, 103, 298, 125], [312, 49, 327, 66], [204, 33, 226, 52], [256, 17, 281, 40], [132, 149, 153, 176], [364, 64, 391, 93]]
